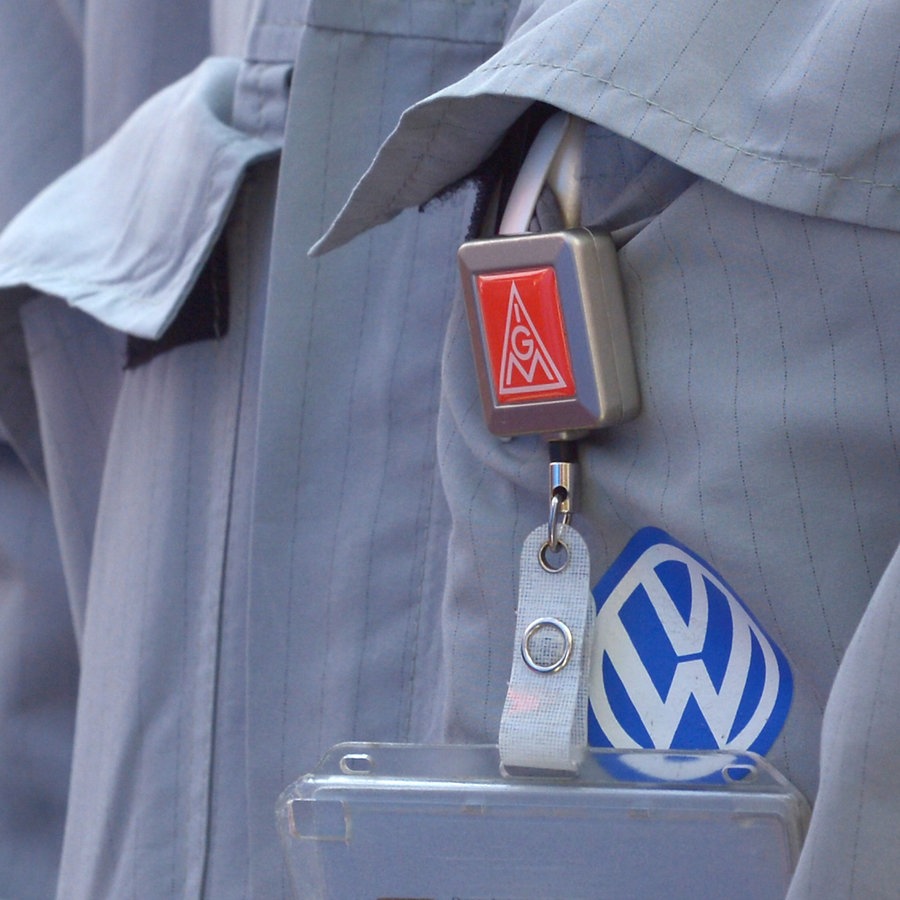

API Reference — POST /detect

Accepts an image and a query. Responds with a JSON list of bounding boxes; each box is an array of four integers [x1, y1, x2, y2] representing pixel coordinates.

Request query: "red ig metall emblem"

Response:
[[458, 228, 640, 438], [477, 266, 576, 405]]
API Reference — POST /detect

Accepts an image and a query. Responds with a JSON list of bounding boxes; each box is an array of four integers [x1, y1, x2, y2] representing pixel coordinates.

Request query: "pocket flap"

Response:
[[0, 57, 281, 339], [314, 0, 900, 255]]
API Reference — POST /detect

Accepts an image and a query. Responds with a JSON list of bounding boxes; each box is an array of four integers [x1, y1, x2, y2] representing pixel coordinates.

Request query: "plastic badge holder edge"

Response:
[[277, 742, 810, 900]]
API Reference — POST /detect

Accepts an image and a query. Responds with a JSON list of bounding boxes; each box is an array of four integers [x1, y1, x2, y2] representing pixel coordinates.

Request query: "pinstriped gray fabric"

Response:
[[1, 0, 896, 897], [0, 1, 82, 226], [0, 449, 76, 899], [202, 158, 278, 900], [2, 2, 514, 897], [307, 1, 900, 894], [0, 0, 84, 480], [246, 9, 514, 894], [787, 547, 900, 899], [54, 281, 253, 897], [315, 0, 900, 253], [433, 177, 900, 805], [0, 3, 291, 897], [0, 3, 83, 896], [606, 182, 898, 800], [21, 300, 123, 640], [42, 155, 276, 899], [50, 157, 276, 898], [82, 0, 210, 151]]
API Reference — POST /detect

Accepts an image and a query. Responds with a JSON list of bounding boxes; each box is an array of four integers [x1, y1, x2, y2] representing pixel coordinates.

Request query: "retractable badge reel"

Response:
[[277, 113, 809, 900], [458, 113, 640, 773]]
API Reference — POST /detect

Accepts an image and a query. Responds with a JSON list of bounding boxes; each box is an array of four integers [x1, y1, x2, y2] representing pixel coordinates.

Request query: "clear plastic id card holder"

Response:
[[277, 743, 809, 900]]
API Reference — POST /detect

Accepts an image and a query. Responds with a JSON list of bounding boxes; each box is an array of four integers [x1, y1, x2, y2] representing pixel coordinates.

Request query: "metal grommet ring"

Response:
[[539, 538, 569, 573], [521, 616, 573, 673]]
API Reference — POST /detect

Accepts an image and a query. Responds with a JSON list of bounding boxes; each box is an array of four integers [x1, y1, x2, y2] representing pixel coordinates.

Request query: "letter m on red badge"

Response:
[[477, 267, 576, 404]]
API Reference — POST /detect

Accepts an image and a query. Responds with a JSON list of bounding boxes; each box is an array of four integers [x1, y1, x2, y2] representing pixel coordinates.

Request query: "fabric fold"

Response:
[[0, 57, 283, 339], [312, 0, 900, 255]]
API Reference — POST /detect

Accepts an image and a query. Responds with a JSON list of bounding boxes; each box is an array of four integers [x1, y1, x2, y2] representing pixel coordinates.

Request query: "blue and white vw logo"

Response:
[[588, 528, 792, 755]]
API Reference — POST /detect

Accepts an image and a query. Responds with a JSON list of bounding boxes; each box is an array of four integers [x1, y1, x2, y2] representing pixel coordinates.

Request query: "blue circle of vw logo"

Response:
[[588, 528, 792, 755]]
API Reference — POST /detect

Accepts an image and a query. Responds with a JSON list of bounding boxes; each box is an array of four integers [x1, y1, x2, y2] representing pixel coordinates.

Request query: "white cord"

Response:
[[498, 112, 585, 235]]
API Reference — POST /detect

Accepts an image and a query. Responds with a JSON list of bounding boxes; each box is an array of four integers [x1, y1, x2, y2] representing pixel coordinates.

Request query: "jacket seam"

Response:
[[478, 59, 900, 192]]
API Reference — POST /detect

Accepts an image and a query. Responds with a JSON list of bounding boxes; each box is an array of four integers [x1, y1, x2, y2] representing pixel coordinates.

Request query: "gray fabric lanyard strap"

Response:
[[458, 112, 640, 772]]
